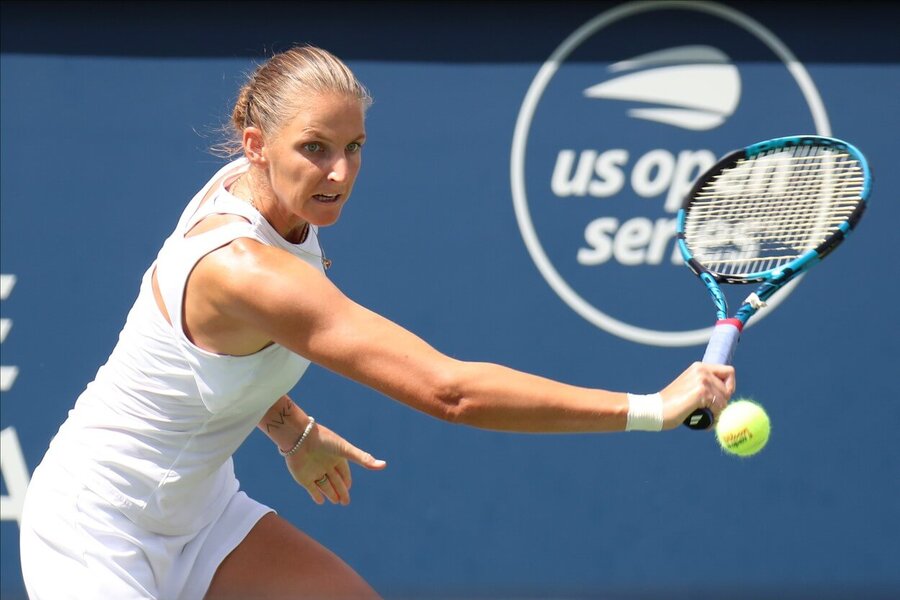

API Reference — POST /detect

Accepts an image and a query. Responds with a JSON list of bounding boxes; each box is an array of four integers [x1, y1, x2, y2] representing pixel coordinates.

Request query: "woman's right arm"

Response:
[[198, 239, 734, 432]]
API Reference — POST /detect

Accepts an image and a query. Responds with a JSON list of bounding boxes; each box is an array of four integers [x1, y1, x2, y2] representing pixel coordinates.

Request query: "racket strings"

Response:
[[684, 146, 864, 276]]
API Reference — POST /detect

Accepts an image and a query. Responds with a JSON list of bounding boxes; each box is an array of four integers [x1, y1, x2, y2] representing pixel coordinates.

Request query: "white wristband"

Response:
[[626, 393, 663, 432]]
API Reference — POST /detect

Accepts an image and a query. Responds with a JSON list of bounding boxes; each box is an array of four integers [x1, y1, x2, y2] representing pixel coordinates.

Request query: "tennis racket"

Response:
[[677, 135, 871, 430]]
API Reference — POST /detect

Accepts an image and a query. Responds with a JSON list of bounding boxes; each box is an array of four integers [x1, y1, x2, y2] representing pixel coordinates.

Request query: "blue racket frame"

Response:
[[674, 135, 871, 429], [677, 135, 871, 326]]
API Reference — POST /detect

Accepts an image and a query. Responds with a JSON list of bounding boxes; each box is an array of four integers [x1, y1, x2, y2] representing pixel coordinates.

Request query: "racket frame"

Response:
[[677, 135, 870, 326], [674, 135, 871, 429]]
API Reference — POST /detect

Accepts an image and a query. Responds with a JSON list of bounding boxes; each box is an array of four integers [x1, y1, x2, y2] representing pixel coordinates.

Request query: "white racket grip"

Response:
[[701, 319, 743, 366]]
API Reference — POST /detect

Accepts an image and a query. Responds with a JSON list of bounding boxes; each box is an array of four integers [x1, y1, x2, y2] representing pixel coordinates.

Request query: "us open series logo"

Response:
[[511, 0, 830, 346]]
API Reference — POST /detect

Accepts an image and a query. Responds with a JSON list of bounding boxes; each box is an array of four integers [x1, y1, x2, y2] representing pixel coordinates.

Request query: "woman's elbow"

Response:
[[428, 361, 479, 425]]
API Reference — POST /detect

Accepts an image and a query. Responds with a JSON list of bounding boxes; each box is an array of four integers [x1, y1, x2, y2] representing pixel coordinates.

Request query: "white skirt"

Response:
[[20, 457, 273, 599]]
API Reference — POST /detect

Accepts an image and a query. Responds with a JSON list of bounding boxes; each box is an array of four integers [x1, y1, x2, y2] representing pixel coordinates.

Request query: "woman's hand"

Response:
[[285, 423, 387, 505], [659, 362, 736, 430]]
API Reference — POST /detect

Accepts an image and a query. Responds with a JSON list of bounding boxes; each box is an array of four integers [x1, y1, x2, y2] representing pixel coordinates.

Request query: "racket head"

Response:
[[676, 135, 871, 286]]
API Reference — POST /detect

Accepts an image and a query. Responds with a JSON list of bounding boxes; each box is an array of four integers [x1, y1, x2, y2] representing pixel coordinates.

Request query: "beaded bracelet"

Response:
[[279, 416, 316, 457]]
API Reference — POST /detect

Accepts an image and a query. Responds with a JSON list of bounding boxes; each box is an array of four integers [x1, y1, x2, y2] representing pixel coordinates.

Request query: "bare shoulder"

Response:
[[194, 235, 333, 315], [198, 236, 305, 286], [182, 234, 335, 355], [209, 237, 320, 277]]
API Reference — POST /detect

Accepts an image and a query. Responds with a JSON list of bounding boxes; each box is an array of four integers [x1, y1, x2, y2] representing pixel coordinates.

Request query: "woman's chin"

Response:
[[308, 206, 345, 228]]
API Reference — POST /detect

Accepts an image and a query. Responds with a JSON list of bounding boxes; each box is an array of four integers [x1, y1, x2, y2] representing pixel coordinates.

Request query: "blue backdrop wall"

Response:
[[2, 2, 899, 598]]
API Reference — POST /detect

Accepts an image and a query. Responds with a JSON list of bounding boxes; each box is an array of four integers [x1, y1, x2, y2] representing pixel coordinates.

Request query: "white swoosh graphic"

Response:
[[627, 107, 726, 130], [584, 45, 741, 130], [609, 44, 730, 72]]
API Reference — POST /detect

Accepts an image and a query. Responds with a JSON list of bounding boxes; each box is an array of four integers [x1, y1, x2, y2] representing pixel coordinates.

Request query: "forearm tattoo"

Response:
[[264, 398, 293, 434]]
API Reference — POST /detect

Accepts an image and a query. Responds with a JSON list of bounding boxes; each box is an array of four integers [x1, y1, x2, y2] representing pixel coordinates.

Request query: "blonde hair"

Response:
[[215, 46, 372, 156]]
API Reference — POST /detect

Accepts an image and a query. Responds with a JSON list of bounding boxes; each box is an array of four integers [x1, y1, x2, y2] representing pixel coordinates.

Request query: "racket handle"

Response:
[[683, 319, 742, 430]]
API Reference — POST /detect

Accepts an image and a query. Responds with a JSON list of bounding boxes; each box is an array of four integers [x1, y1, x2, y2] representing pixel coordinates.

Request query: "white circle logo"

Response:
[[511, 1, 830, 346]]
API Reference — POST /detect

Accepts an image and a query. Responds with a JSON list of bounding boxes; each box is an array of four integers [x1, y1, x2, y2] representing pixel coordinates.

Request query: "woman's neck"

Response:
[[231, 171, 309, 244]]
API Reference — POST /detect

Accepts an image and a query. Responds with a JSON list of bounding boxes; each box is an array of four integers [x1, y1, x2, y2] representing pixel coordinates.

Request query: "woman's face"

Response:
[[260, 93, 366, 233]]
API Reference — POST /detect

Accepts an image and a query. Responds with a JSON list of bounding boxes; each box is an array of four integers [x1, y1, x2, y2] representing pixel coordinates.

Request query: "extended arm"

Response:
[[206, 240, 732, 433]]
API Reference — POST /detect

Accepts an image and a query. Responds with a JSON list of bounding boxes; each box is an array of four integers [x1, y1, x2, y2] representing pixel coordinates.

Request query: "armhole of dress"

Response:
[[176, 159, 248, 230], [150, 265, 172, 326], [154, 222, 259, 344]]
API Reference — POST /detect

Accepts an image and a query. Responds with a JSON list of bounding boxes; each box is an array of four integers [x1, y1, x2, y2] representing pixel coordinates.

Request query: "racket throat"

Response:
[[743, 293, 768, 311], [700, 272, 729, 320]]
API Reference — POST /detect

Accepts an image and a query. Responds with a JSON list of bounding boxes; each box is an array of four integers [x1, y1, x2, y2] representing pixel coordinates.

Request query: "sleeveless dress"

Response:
[[20, 158, 325, 599]]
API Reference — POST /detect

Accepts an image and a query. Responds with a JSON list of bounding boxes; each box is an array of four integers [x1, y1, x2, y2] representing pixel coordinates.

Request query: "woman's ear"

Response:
[[242, 127, 267, 166]]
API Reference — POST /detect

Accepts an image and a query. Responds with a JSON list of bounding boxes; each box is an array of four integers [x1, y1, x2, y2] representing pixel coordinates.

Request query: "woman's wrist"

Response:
[[258, 395, 315, 450], [625, 393, 663, 431], [278, 416, 316, 457]]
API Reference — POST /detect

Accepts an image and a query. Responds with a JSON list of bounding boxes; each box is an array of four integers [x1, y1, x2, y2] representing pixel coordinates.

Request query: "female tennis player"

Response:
[[19, 46, 734, 599]]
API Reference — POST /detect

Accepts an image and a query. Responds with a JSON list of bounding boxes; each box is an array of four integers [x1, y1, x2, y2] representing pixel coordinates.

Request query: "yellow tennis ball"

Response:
[[715, 399, 770, 457]]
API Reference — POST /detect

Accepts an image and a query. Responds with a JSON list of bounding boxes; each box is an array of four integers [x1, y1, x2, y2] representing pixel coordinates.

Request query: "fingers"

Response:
[[688, 362, 734, 398], [314, 443, 385, 505], [724, 368, 736, 397], [288, 423, 387, 506], [343, 443, 388, 471], [705, 362, 737, 398], [328, 469, 351, 505], [662, 362, 736, 429], [306, 484, 326, 505], [698, 363, 735, 421], [335, 460, 352, 489], [303, 463, 342, 505], [312, 466, 350, 505]]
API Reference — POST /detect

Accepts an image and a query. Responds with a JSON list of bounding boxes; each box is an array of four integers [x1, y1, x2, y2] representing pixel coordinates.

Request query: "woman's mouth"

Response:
[[313, 193, 340, 204]]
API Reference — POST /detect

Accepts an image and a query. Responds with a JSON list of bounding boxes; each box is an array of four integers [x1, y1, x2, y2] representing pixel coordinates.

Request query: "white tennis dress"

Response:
[[20, 158, 326, 599]]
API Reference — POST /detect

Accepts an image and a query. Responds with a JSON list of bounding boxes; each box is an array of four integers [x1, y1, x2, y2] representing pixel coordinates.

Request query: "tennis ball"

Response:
[[715, 399, 770, 457]]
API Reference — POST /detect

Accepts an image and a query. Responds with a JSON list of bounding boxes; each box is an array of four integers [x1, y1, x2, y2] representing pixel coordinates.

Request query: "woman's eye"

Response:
[[347, 142, 361, 153], [303, 142, 322, 153]]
